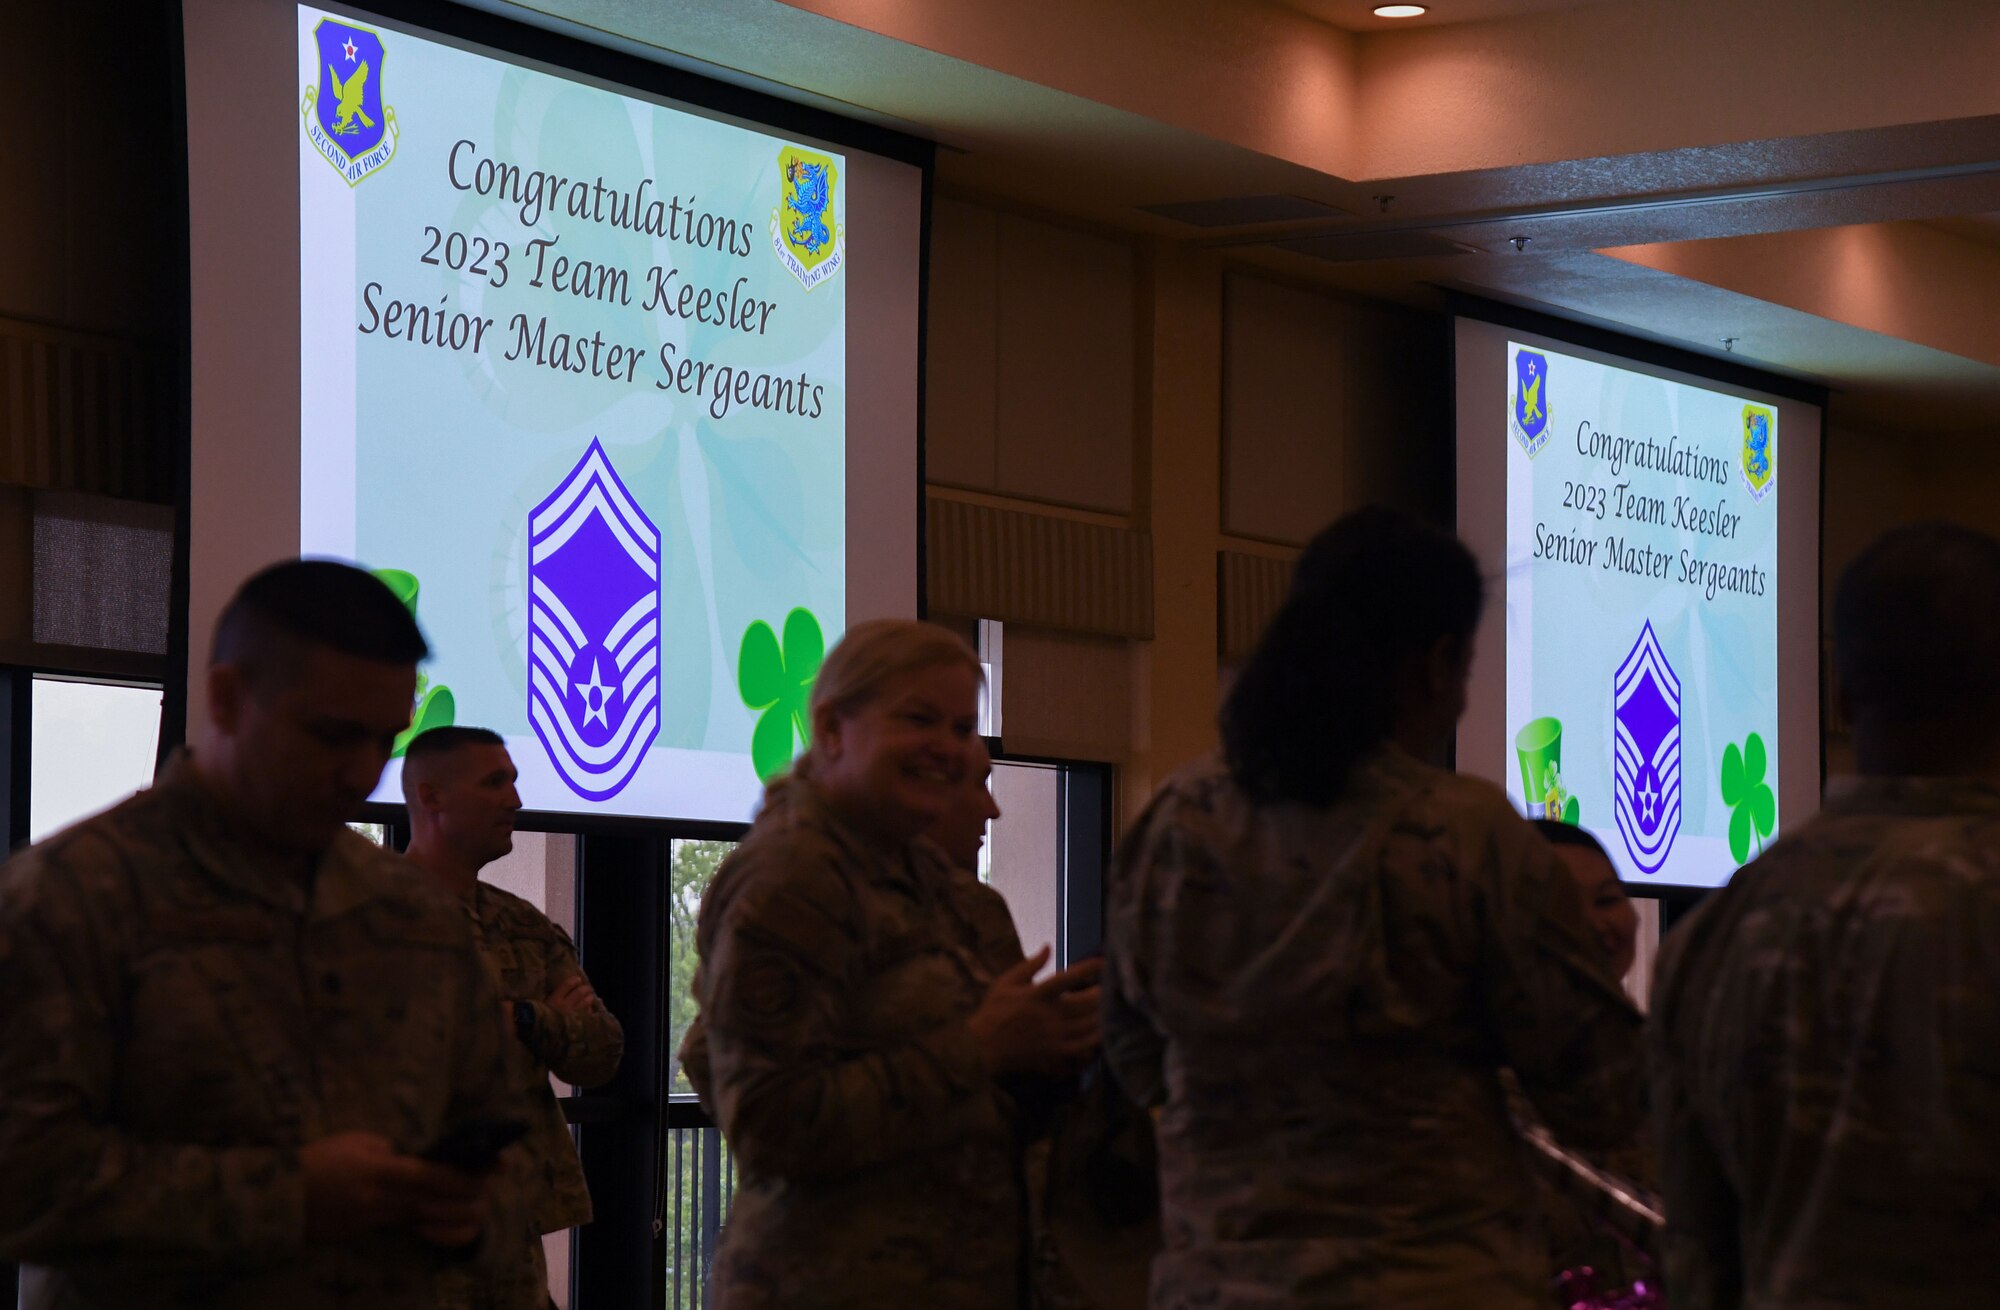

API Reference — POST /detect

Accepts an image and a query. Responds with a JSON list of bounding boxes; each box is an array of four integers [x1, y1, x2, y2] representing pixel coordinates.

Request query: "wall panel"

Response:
[[1222, 273, 1346, 545], [993, 214, 1136, 512], [924, 197, 1000, 490]]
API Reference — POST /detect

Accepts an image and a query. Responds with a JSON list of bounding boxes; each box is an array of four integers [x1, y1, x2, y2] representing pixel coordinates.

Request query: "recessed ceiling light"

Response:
[[1374, 4, 1428, 15]]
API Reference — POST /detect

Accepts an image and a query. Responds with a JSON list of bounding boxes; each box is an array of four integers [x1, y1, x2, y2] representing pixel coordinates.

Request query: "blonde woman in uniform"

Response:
[[684, 619, 1101, 1310]]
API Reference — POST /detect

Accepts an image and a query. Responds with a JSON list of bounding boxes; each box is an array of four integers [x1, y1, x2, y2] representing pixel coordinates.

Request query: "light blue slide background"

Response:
[[298, 6, 846, 821], [1504, 342, 1778, 888]]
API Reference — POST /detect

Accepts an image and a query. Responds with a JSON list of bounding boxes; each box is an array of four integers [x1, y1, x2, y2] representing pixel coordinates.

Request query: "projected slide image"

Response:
[[1504, 342, 1778, 888], [297, 6, 847, 821]]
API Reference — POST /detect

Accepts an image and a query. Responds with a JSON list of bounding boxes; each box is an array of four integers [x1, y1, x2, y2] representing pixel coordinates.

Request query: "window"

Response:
[[668, 838, 735, 1097], [666, 838, 737, 1309], [987, 760, 1061, 949], [989, 754, 1112, 965], [28, 676, 161, 843]]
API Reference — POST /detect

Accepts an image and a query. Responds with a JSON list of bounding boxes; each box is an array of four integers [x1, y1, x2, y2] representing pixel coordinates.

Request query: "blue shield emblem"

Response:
[[1741, 404, 1775, 501], [770, 144, 847, 291], [1511, 349, 1551, 456], [301, 19, 398, 185], [1613, 621, 1682, 875], [527, 440, 661, 801]]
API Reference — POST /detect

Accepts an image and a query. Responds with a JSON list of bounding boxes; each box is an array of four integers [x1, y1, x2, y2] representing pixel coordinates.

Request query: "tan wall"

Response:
[[925, 193, 1448, 818], [1820, 422, 2000, 776], [0, 3, 177, 341], [929, 216, 2000, 814]]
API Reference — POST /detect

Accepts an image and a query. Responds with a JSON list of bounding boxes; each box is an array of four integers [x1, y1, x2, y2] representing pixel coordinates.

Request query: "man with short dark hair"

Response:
[[402, 726, 622, 1310], [0, 559, 526, 1310], [1651, 521, 2000, 1310]]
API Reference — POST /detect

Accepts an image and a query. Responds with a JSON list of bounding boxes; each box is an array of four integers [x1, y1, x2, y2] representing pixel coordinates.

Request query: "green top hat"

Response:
[[1515, 716, 1564, 819]]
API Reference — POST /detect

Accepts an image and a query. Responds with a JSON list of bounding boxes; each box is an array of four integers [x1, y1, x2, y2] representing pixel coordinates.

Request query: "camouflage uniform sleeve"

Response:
[[678, 1013, 715, 1112], [1100, 793, 1171, 1110], [437, 901, 537, 1273], [0, 849, 305, 1266], [515, 919, 625, 1089], [1470, 798, 1645, 1152], [697, 847, 994, 1181], [1647, 908, 1742, 1310]]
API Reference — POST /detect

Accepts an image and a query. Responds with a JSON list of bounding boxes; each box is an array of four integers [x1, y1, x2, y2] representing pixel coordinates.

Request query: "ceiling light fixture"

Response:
[[1374, 4, 1428, 16]]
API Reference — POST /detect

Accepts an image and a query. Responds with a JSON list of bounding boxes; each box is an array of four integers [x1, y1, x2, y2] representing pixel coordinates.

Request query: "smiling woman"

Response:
[[677, 618, 1102, 1310]]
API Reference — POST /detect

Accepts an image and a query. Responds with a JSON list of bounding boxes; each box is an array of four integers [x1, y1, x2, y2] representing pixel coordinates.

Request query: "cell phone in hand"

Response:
[[422, 1118, 528, 1173]]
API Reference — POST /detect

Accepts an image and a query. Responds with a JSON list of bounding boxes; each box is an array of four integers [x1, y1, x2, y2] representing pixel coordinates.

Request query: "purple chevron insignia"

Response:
[[1613, 620, 1681, 875], [527, 440, 660, 801]]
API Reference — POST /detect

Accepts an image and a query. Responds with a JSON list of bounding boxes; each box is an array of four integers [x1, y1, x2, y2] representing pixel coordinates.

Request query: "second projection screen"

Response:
[[1502, 339, 1784, 889]]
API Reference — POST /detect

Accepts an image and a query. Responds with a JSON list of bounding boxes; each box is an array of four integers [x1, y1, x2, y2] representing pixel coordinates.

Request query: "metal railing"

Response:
[[664, 1116, 735, 1309]]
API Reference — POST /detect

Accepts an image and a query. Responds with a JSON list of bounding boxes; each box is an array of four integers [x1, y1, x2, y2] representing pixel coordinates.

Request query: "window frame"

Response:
[[0, 661, 169, 853]]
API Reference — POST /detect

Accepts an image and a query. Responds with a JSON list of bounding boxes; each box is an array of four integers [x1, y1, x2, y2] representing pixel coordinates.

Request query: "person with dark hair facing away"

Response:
[[402, 727, 623, 1310], [1102, 507, 1642, 1310], [1652, 521, 2000, 1310], [0, 560, 527, 1310]]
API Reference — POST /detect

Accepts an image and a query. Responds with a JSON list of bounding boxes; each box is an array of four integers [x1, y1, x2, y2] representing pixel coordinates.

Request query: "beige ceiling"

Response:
[[1270, 0, 1622, 33], [478, 0, 2000, 433]]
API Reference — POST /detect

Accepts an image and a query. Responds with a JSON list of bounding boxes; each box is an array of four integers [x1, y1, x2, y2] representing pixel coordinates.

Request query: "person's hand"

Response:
[[409, 1163, 489, 1249], [547, 973, 597, 1017], [966, 947, 1105, 1077], [299, 1131, 491, 1247]]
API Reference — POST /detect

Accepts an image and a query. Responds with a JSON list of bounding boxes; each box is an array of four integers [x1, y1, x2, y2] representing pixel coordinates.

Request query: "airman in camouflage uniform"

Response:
[[471, 883, 624, 1221], [1651, 779, 2000, 1310], [1103, 746, 1643, 1310], [684, 619, 1099, 1309], [403, 728, 623, 1310], [1650, 523, 2000, 1310], [0, 561, 527, 1310], [441, 884, 624, 1310], [683, 774, 1028, 1309], [0, 754, 525, 1310]]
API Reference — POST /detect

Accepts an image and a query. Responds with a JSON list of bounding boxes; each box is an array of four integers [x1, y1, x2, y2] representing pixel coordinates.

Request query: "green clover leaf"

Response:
[[1745, 733, 1776, 841], [1722, 731, 1776, 864], [1728, 802, 1753, 865], [739, 607, 825, 782], [1720, 742, 1746, 808], [371, 568, 454, 757]]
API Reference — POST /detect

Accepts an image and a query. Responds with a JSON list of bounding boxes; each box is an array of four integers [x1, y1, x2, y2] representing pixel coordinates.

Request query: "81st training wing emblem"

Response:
[[771, 145, 845, 291], [301, 18, 398, 186], [528, 440, 662, 802], [1741, 404, 1776, 502]]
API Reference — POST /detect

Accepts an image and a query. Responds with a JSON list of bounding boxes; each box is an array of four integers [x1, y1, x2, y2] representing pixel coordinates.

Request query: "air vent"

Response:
[[1275, 230, 1477, 263], [1140, 194, 1348, 228]]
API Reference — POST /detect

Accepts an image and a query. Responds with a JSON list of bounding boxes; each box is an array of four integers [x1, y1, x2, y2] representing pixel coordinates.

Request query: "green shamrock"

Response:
[[371, 568, 457, 758], [739, 608, 825, 782], [1721, 731, 1777, 863]]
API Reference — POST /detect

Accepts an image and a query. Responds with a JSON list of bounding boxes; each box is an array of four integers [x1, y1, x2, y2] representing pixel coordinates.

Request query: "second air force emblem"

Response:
[[527, 440, 661, 801], [301, 17, 398, 185], [1510, 348, 1551, 457], [1613, 620, 1682, 876]]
